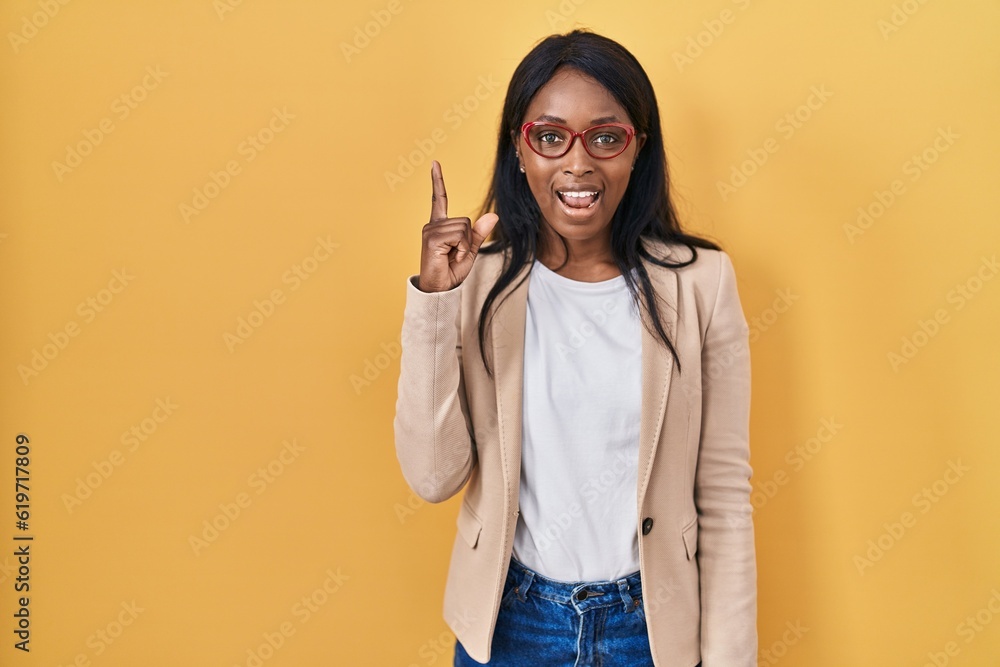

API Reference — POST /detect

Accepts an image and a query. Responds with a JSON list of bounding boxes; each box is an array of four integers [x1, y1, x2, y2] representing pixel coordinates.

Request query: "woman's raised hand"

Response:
[[418, 160, 499, 293]]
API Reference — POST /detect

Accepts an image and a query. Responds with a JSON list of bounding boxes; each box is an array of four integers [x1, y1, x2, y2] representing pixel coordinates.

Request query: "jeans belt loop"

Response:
[[617, 579, 634, 612]]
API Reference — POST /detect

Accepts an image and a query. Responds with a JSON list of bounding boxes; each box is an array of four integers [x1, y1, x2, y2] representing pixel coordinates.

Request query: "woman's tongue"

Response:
[[558, 191, 599, 208]]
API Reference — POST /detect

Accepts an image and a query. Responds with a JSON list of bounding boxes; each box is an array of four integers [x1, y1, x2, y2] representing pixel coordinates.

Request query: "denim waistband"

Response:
[[506, 554, 643, 613]]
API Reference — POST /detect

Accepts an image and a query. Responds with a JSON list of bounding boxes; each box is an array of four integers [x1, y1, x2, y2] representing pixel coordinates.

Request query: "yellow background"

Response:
[[1, 0, 998, 664]]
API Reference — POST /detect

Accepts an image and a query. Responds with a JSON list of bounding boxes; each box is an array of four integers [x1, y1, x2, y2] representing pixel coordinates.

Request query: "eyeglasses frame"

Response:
[[518, 121, 639, 160]]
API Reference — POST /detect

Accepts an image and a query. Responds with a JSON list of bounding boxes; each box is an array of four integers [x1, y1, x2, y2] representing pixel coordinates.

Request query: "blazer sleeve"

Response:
[[393, 275, 477, 504], [695, 251, 758, 665]]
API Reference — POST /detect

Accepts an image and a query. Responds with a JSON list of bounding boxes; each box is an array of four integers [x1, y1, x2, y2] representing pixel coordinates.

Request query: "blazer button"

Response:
[[641, 517, 653, 535]]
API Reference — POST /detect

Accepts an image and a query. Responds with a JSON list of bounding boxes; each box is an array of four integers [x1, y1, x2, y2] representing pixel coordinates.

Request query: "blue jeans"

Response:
[[454, 554, 676, 666]]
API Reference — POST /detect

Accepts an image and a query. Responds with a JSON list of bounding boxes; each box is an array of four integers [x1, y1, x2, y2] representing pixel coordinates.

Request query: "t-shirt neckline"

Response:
[[532, 258, 631, 291]]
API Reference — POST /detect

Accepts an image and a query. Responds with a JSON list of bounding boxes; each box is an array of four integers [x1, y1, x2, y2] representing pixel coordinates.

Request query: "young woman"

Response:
[[394, 29, 756, 667]]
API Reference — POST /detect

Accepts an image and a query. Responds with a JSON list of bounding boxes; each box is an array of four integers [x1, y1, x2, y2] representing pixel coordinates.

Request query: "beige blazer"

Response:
[[394, 236, 757, 666]]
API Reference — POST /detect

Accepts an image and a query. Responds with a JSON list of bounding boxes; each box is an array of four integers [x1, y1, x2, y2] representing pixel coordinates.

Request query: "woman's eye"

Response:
[[593, 133, 618, 144], [539, 132, 560, 143]]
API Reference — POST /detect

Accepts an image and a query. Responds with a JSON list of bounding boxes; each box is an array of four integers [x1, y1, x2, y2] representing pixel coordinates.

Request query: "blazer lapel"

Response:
[[490, 240, 679, 517], [635, 243, 679, 510]]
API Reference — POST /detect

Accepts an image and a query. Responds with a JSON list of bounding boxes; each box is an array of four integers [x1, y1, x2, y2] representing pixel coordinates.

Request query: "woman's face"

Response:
[[514, 67, 645, 254]]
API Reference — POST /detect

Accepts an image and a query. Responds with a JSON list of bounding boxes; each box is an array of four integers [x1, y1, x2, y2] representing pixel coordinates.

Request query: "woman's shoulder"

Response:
[[640, 236, 728, 277]]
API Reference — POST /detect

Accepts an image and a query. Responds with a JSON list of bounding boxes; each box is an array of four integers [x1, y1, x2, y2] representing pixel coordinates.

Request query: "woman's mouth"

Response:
[[556, 190, 601, 210]]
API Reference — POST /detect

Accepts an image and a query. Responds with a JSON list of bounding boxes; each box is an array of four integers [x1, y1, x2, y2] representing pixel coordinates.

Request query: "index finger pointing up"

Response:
[[430, 160, 448, 222]]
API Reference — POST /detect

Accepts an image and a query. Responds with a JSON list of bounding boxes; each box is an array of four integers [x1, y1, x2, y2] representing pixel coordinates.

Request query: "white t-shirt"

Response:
[[511, 258, 643, 583]]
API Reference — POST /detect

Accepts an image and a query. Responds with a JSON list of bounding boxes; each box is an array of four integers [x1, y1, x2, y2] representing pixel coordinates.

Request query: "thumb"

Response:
[[469, 212, 499, 251]]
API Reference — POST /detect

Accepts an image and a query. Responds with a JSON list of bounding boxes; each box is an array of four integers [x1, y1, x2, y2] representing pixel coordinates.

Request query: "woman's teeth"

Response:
[[557, 191, 600, 208]]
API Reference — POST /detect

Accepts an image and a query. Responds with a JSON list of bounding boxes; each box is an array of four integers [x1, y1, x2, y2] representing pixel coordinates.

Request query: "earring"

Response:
[[519, 165, 525, 173]]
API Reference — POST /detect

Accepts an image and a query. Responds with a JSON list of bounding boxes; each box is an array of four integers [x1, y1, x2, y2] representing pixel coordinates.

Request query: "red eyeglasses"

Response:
[[520, 121, 637, 159]]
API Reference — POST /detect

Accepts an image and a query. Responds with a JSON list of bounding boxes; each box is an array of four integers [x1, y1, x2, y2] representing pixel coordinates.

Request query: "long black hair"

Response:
[[474, 28, 722, 379]]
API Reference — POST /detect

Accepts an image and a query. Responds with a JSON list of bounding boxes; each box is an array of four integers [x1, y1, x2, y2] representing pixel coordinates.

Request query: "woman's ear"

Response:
[[636, 132, 647, 153]]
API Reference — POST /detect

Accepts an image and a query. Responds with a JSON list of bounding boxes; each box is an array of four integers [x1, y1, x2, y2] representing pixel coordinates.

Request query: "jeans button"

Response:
[[576, 589, 589, 601]]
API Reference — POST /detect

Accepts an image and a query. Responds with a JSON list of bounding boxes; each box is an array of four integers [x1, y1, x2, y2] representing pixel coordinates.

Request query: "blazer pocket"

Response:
[[681, 517, 698, 560], [456, 499, 483, 548]]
